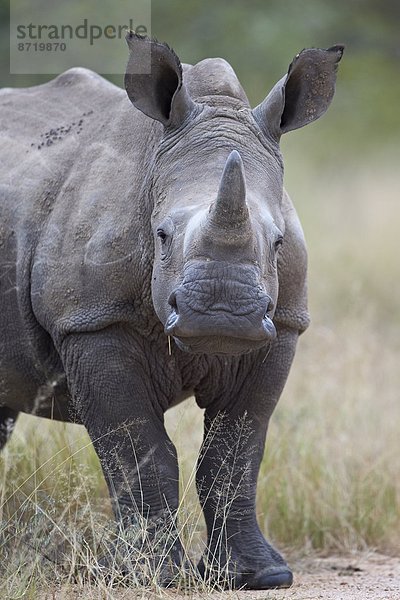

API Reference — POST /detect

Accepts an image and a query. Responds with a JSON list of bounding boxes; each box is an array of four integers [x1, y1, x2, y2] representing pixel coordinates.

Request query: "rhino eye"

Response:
[[156, 218, 174, 259], [157, 229, 168, 244], [156, 224, 174, 261], [274, 236, 284, 251]]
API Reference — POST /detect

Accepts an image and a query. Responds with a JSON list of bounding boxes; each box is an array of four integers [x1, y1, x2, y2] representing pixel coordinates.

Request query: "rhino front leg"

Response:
[[59, 326, 182, 582], [196, 326, 299, 589]]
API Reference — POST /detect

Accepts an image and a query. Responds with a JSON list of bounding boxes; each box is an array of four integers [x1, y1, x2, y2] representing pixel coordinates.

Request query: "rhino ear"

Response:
[[124, 33, 197, 128], [253, 45, 344, 139]]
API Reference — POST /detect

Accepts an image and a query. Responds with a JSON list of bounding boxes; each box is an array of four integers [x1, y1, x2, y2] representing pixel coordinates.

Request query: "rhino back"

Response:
[[0, 67, 158, 201]]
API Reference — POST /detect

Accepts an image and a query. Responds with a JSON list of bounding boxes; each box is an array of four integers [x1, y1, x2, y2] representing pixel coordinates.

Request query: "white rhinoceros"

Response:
[[0, 34, 343, 588]]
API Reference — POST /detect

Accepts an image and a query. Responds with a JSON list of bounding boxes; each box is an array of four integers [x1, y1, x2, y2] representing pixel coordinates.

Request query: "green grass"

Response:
[[1, 155, 399, 597]]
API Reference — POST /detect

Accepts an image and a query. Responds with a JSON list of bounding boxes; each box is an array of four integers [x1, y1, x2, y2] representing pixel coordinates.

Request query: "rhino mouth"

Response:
[[171, 334, 273, 356], [165, 310, 276, 355], [164, 260, 277, 355]]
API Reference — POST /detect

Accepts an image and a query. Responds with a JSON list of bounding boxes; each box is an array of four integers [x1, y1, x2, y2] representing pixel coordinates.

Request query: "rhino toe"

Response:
[[241, 565, 293, 589]]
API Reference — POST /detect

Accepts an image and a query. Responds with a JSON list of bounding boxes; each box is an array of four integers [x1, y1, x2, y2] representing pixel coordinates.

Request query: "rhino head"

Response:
[[125, 34, 343, 355]]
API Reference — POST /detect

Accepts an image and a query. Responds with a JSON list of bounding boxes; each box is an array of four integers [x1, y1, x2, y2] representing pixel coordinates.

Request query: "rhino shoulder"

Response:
[[184, 58, 249, 105], [274, 190, 310, 333]]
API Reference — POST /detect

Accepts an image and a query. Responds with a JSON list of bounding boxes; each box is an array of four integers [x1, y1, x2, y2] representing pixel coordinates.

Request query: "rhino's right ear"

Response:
[[124, 33, 197, 128], [252, 45, 344, 140]]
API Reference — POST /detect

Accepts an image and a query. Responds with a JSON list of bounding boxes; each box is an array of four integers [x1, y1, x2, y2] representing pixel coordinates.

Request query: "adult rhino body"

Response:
[[0, 34, 343, 588]]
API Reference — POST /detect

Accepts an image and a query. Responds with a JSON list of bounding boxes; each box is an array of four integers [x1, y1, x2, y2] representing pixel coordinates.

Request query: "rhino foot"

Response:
[[92, 527, 186, 587], [197, 529, 293, 591], [239, 565, 293, 589], [94, 551, 186, 587], [197, 557, 293, 590]]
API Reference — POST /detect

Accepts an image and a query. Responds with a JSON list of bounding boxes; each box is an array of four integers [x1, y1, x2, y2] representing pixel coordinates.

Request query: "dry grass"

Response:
[[259, 154, 400, 553], [0, 156, 399, 597]]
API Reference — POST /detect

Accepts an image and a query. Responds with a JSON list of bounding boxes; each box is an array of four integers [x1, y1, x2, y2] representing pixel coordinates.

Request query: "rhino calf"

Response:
[[0, 34, 343, 588]]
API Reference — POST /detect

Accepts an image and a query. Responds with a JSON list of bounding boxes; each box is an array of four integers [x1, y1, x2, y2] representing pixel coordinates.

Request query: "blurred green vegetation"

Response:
[[1, 0, 400, 159]]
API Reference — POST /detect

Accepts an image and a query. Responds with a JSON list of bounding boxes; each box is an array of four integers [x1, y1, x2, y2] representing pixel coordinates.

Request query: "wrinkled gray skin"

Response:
[[0, 34, 343, 588]]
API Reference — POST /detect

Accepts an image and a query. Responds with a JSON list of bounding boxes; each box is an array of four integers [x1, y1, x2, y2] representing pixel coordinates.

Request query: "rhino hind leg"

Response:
[[0, 407, 19, 451]]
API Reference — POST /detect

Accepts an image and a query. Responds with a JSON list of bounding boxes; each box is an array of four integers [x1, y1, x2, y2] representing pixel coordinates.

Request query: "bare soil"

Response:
[[255, 552, 400, 600], [41, 552, 400, 600]]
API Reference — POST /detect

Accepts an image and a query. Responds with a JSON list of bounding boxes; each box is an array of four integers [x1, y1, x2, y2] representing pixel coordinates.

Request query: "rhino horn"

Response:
[[207, 150, 250, 230]]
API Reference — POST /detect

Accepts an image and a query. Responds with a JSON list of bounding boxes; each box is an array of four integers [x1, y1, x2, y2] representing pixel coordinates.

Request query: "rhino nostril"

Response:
[[168, 291, 178, 312], [265, 297, 274, 316]]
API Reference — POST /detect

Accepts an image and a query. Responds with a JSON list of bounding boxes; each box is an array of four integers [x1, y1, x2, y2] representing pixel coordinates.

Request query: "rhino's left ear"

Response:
[[253, 45, 344, 139], [124, 33, 197, 128]]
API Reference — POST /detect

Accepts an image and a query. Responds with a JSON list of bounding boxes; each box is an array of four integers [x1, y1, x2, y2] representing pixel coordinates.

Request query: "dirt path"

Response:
[[255, 552, 400, 600], [44, 552, 400, 599]]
